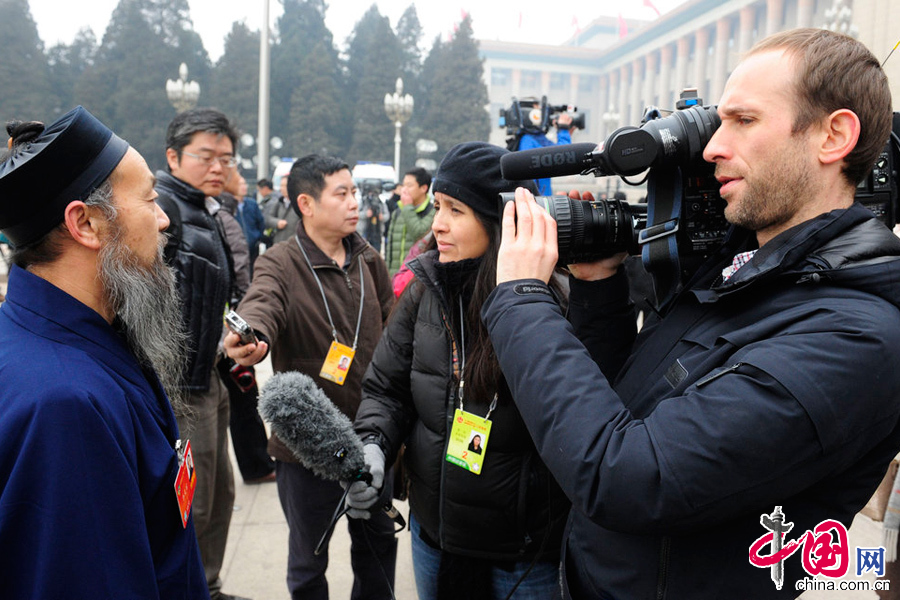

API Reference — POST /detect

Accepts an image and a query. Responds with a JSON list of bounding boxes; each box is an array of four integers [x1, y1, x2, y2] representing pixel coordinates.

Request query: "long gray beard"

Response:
[[98, 229, 189, 415]]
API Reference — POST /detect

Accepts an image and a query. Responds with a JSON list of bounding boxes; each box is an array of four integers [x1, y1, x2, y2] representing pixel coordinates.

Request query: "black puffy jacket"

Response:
[[355, 250, 569, 561], [155, 171, 232, 391]]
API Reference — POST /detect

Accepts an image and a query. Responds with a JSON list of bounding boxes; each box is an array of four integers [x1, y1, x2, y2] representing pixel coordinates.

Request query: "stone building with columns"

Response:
[[479, 0, 898, 195]]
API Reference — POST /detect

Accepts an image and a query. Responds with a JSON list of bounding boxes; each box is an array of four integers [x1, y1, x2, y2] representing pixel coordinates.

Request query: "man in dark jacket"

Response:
[[484, 29, 900, 598], [224, 172, 266, 272], [224, 155, 396, 600], [155, 108, 246, 600]]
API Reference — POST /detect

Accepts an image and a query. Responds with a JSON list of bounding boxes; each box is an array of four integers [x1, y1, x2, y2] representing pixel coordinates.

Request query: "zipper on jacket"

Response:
[[313, 261, 354, 290], [695, 362, 744, 388], [656, 536, 671, 600], [342, 267, 353, 290]]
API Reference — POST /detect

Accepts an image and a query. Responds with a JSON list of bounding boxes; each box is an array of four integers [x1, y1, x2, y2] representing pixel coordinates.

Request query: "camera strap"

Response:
[[640, 166, 683, 306]]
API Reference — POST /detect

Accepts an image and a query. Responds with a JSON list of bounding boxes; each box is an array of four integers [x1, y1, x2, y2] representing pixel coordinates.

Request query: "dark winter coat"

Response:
[[355, 249, 569, 561], [483, 203, 900, 598], [156, 171, 232, 391], [237, 223, 394, 463]]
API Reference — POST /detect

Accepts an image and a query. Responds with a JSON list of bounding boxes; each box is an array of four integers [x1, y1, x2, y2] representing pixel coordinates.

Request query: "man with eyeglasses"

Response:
[[155, 107, 249, 600]]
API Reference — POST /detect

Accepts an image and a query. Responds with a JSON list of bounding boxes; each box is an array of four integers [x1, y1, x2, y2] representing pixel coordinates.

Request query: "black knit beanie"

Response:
[[431, 142, 539, 222]]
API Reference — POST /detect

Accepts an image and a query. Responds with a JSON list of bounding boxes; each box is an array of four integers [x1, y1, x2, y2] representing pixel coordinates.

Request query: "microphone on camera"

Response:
[[257, 371, 405, 553], [500, 142, 600, 181]]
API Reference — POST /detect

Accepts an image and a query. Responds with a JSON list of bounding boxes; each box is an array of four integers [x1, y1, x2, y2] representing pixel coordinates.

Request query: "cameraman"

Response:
[[358, 180, 386, 253], [517, 108, 575, 195], [482, 29, 900, 598]]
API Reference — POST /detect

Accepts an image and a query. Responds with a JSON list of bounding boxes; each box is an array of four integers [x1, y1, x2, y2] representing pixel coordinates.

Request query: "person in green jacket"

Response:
[[386, 166, 433, 276]]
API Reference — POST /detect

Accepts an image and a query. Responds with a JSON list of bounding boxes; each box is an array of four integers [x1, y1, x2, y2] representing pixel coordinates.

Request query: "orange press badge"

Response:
[[174, 439, 196, 528], [320, 341, 355, 385]]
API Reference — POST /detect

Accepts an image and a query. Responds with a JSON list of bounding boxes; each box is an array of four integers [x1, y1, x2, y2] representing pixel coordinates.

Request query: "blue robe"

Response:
[[0, 265, 208, 599]]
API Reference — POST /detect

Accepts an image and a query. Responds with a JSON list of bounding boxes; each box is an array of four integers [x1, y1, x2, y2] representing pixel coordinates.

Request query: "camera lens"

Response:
[[550, 196, 646, 263], [499, 193, 646, 264]]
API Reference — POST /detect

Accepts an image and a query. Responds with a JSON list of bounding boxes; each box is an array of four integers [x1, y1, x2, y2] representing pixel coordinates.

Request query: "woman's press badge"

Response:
[[320, 341, 355, 385], [445, 409, 492, 475]]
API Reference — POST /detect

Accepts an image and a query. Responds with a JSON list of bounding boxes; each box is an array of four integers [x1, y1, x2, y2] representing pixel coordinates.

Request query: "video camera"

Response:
[[499, 95, 586, 139], [359, 178, 387, 197], [499, 89, 899, 303]]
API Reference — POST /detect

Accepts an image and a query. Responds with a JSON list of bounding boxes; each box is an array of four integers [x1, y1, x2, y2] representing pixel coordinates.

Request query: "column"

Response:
[[629, 58, 643, 124], [607, 70, 621, 136], [693, 27, 709, 102], [711, 18, 731, 103], [797, 0, 814, 27], [766, 0, 783, 36], [617, 65, 629, 129], [659, 43, 674, 110], [738, 6, 754, 55], [511, 68, 522, 98], [644, 51, 658, 109], [674, 37, 690, 97], [599, 74, 610, 127]]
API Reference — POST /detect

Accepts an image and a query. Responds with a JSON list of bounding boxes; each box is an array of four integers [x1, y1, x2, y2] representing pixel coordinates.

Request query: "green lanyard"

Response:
[[456, 297, 497, 420]]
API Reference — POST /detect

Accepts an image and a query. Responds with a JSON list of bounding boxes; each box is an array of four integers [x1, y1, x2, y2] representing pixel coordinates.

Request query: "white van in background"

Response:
[[271, 160, 396, 200]]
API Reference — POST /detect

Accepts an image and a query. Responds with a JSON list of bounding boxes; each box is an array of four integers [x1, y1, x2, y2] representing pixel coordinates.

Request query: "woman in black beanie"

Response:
[[354, 142, 569, 599]]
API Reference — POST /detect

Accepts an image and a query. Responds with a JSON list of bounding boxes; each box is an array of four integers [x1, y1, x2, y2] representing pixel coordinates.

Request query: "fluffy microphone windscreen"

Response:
[[258, 371, 366, 481]]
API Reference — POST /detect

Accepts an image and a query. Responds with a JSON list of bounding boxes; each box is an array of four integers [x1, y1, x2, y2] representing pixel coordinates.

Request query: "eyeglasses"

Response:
[[182, 151, 238, 169]]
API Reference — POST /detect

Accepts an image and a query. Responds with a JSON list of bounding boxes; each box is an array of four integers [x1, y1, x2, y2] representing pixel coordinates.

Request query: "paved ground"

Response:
[[0, 252, 891, 599], [219, 356, 418, 600]]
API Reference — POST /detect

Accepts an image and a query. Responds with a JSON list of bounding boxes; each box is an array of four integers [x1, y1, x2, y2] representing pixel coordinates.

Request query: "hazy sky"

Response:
[[28, 0, 690, 61]]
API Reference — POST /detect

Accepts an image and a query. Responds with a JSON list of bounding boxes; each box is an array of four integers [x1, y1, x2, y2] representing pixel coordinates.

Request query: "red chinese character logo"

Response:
[[749, 507, 850, 589]]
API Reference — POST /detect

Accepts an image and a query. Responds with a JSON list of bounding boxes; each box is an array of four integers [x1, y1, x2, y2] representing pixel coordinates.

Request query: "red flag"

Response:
[[571, 16, 581, 34], [618, 13, 628, 38], [644, 0, 662, 17], [518, 11, 523, 28]]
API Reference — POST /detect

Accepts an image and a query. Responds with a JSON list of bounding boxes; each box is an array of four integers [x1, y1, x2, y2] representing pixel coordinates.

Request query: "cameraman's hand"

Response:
[[497, 187, 558, 285], [557, 112, 575, 132], [277, 219, 287, 230], [565, 190, 627, 280], [223, 331, 268, 367]]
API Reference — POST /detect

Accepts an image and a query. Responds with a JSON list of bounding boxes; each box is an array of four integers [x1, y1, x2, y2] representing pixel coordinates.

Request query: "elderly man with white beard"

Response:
[[0, 106, 207, 599]]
